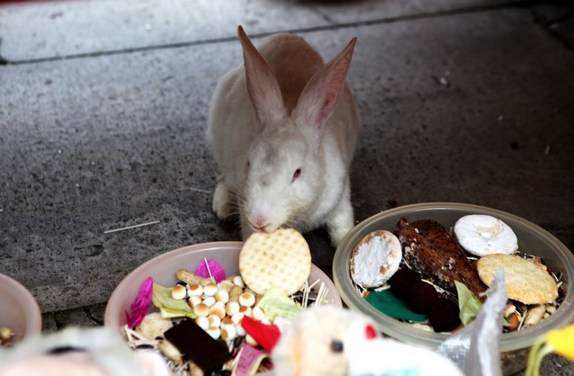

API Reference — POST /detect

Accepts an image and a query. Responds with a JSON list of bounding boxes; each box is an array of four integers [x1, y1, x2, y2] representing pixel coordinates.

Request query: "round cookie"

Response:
[[239, 228, 311, 295], [350, 230, 402, 288], [477, 254, 558, 304], [454, 215, 518, 256]]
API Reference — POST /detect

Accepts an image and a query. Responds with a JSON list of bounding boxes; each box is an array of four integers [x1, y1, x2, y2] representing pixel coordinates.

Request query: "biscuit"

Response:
[[477, 254, 558, 304], [239, 228, 312, 295]]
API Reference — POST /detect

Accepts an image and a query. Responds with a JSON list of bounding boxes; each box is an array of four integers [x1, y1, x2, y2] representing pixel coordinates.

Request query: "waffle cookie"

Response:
[[239, 229, 312, 295]]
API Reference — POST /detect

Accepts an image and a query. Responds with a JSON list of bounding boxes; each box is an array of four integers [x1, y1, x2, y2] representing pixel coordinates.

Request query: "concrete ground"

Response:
[[1, 0, 573, 374]]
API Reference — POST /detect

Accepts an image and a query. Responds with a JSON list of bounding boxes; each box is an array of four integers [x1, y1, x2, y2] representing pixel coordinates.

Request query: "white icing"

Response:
[[454, 214, 518, 256], [351, 231, 402, 288]]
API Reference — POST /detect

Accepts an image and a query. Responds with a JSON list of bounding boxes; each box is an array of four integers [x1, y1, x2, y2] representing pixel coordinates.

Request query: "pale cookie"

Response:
[[350, 230, 402, 288], [239, 228, 312, 295], [454, 215, 518, 256], [477, 254, 558, 304]]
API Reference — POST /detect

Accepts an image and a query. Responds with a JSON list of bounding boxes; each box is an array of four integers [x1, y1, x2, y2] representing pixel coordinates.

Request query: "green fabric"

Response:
[[365, 289, 427, 323]]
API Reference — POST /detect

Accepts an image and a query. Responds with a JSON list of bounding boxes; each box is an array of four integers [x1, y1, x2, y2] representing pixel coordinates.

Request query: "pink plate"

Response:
[[104, 241, 342, 331], [0, 273, 42, 342]]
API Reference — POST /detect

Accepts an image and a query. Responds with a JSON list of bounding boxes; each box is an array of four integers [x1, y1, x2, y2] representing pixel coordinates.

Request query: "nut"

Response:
[[524, 305, 546, 327], [229, 285, 244, 302], [176, 269, 209, 286], [0, 327, 14, 342], [503, 303, 516, 318], [158, 339, 183, 365], [218, 280, 234, 293], [505, 312, 521, 332]]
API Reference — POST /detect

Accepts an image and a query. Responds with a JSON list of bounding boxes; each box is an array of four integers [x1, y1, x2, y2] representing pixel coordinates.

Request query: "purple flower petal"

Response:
[[126, 277, 153, 328], [194, 259, 226, 283]]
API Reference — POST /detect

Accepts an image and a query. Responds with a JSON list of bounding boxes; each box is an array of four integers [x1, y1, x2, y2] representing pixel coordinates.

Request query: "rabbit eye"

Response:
[[330, 339, 344, 353], [291, 168, 302, 182]]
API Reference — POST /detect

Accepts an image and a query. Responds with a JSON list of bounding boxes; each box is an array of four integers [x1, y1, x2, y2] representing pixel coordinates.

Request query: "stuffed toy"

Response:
[[0, 326, 170, 376], [271, 305, 463, 376]]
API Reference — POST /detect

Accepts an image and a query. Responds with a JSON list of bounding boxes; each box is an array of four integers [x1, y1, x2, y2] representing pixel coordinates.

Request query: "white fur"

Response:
[[207, 26, 362, 246]]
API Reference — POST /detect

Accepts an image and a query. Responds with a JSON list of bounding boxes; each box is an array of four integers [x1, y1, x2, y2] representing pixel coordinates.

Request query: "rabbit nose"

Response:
[[250, 216, 270, 232]]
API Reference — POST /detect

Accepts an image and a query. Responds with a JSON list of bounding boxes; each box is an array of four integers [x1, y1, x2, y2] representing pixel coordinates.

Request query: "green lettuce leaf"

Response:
[[455, 281, 482, 325], [256, 286, 302, 321], [152, 283, 196, 320]]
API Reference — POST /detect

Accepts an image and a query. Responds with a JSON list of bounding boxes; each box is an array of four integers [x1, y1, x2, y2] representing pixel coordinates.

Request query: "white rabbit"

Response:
[[207, 26, 361, 247]]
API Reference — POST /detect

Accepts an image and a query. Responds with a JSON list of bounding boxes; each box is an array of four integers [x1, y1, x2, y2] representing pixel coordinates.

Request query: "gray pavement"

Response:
[[1, 0, 573, 374]]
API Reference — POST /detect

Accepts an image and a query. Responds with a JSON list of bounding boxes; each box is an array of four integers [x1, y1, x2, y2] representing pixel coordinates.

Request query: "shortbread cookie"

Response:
[[477, 254, 558, 304], [239, 229, 312, 295], [350, 230, 402, 288]]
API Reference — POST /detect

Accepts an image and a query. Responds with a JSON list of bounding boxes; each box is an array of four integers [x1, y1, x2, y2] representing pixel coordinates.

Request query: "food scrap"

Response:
[[351, 215, 564, 334], [123, 229, 334, 375], [477, 254, 558, 305], [350, 230, 402, 288], [396, 217, 486, 298], [239, 228, 311, 295], [0, 327, 14, 347], [454, 214, 518, 256], [164, 319, 233, 373]]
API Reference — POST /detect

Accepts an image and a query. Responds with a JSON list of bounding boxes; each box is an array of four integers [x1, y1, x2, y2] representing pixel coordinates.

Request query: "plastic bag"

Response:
[[438, 269, 507, 376]]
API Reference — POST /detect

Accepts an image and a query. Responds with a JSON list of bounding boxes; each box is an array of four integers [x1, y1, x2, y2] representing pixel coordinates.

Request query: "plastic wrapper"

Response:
[[438, 269, 507, 376]]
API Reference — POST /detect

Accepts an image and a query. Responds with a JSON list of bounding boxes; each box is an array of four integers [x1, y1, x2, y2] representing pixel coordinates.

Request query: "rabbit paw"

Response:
[[326, 199, 354, 247], [327, 214, 353, 248], [328, 223, 353, 248], [213, 182, 232, 220]]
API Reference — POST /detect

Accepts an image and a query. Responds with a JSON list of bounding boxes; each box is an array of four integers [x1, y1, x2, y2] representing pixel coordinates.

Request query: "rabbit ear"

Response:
[[238, 26, 287, 125], [294, 37, 357, 132]]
